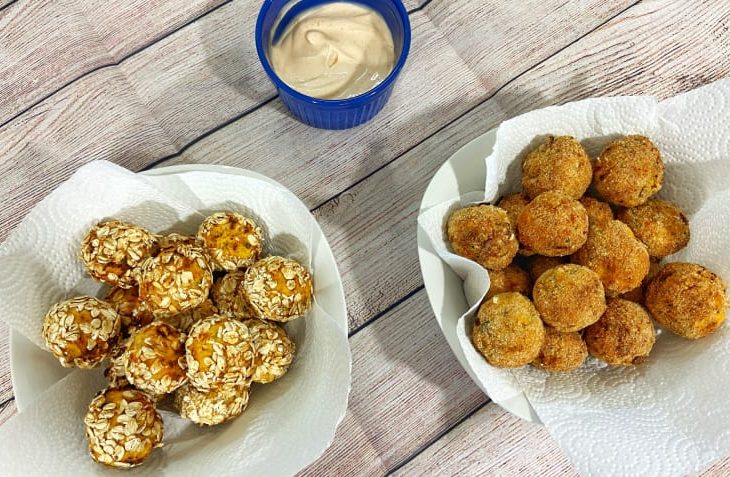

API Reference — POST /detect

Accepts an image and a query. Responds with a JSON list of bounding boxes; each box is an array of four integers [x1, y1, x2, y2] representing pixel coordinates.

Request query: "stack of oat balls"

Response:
[[447, 135, 727, 373], [40, 212, 313, 468]]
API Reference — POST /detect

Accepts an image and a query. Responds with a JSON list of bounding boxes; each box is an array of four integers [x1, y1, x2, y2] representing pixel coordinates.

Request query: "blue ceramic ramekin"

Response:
[[255, 0, 411, 130]]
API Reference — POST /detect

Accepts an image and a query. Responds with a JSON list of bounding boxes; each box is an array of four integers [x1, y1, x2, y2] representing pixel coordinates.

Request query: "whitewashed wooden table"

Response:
[[1, 0, 729, 475]]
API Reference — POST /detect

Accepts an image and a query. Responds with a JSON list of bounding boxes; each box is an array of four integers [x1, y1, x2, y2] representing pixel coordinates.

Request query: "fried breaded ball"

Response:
[[138, 244, 213, 318], [497, 192, 530, 227], [619, 261, 662, 303], [526, 255, 566, 281], [161, 298, 219, 333], [533, 264, 606, 332], [197, 212, 263, 271], [244, 256, 314, 322], [212, 271, 256, 318], [84, 388, 163, 468], [617, 199, 690, 259], [80, 220, 158, 289], [42, 296, 121, 368], [584, 298, 655, 366], [106, 286, 154, 331], [245, 319, 296, 383], [572, 220, 650, 296], [447, 205, 519, 270], [645, 263, 727, 339], [124, 322, 187, 394], [579, 196, 614, 226], [485, 264, 532, 300], [532, 327, 587, 372], [516, 191, 588, 257], [185, 315, 255, 391], [522, 135, 592, 199], [471, 292, 545, 368], [593, 135, 664, 207], [175, 382, 250, 426]]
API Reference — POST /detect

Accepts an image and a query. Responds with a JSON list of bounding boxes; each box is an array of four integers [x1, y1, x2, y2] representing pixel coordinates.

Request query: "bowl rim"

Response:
[[255, 0, 412, 107]]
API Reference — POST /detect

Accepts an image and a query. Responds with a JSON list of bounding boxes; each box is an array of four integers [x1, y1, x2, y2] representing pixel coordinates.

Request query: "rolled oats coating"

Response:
[[212, 271, 256, 318], [197, 212, 263, 271], [175, 383, 250, 426], [106, 286, 155, 331], [124, 322, 187, 395], [245, 319, 296, 383], [244, 256, 313, 322], [161, 298, 219, 333]]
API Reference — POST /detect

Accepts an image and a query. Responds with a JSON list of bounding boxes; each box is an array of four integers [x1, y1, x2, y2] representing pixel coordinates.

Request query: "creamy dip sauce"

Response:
[[269, 2, 396, 100]]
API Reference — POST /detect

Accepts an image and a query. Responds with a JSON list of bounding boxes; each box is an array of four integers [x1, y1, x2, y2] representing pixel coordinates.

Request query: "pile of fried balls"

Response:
[[447, 135, 727, 372], [41, 212, 313, 468]]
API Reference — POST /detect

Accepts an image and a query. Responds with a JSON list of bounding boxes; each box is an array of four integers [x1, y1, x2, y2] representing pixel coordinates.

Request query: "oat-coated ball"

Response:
[[80, 220, 158, 289], [175, 382, 250, 426], [522, 135, 593, 199], [516, 191, 589, 257], [532, 327, 587, 372], [244, 256, 314, 322], [106, 286, 154, 331], [138, 244, 213, 318], [533, 264, 606, 332], [645, 262, 727, 339], [156, 233, 198, 249], [197, 212, 263, 271], [585, 298, 656, 366], [84, 388, 163, 468], [485, 264, 532, 300], [617, 199, 690, 259], [447, 205, 519, 270], [42, 296, 121, 368], [245, 319, 296, 384], [212, 271, 256, 318], [161, 298, 218, 333], [579, 196, 614, 226], [105, 343, 130, 388], [185, 315, 255, 391], [124, 322, 187, 395], [525, 255, 566, 281], [572, 220, 650, 296], [497, 192, 530, 228], [472, 292, 545, 368], [593, 135, 664, 207]]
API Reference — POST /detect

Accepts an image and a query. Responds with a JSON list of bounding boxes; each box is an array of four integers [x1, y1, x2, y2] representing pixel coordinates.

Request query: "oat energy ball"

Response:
[[106, 286, 154, 331], [516, 191, 588, 257], [497, 192, 530, 227], [522, 135, 592, 199], [533, 264, 606, 332], [157, 233, 198, 249], [175, 382, 250, 426], [245, 319, 296, 384], [593, 135, 664, 207], [42, 296, 121, 368], [162, 298, 219, 333], [138, 244, 213, 318], [212, 271, 256, 318], [580, 196, 614, 226], [447, 205, 519, 270], [84, 388, 163, 468], [526, 255, 566, 281], [485, 264, 532, 300], [124, 322, 187, 394], [645, 262, 727, 339], [80, 220, 158, 289], [244, 256, 314, 322], [617, 199, 690, 259], [185, 315, 255, 390], [472, 292, 545, 368], [572, 220, 650, 296], [197, 212, 263, 271], [532, 327, 588, 372], [105, 343, 130, 388], [585, 298, 656, 366]]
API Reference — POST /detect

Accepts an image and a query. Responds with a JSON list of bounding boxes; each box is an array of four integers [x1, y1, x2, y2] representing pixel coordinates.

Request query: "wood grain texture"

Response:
[[298, 290, 487, 476]]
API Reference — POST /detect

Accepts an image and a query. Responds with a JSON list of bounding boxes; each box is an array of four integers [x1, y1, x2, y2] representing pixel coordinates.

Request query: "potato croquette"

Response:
[[497, 193, 530, 227], [620, 261, 662, 303], [572, 220, 650, 296], [486, 264, 531, 300], [526, 255, 566, 281], [533, 264, 606, 331], [472, 292, 545, 368], [617, 199, 690, 259], [593, 135, 664, 207], [645, 263, 727, 339], [522, 136, 592, 199], [585, 298, 656, 366], [532, 327, 588, 372], [579, 196, 614, 226], [516, 191, 588, 257], [447, 205, 519, 270]]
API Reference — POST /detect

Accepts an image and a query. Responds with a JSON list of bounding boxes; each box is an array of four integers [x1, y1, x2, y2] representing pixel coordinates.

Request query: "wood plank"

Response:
[[298, 290, 486, 476], [0, 0, 226, 123]]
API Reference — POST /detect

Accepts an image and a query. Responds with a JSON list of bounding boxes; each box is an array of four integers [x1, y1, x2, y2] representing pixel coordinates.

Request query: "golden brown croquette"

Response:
[[447, 205, 519, 270], [579, 196, 614, 226], [522, 136, 592, 200], [617, 199, 690, 259], [497, 193, 530, 228], [517, 191, 588, 257], [532, 327, 588, 372], [584, 298, 656, 366], [486, 264, 532, 300], [525, 255, 566, 282]]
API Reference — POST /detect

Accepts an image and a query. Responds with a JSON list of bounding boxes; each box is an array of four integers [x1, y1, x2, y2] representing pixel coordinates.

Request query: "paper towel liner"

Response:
[[0, 161, 351, 476], [419, 78, 730, 476]]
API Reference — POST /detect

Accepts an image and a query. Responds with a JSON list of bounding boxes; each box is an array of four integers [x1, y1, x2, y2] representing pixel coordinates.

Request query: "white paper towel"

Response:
[[0, 161, 350, 476], [418, 77, 730, 476]]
